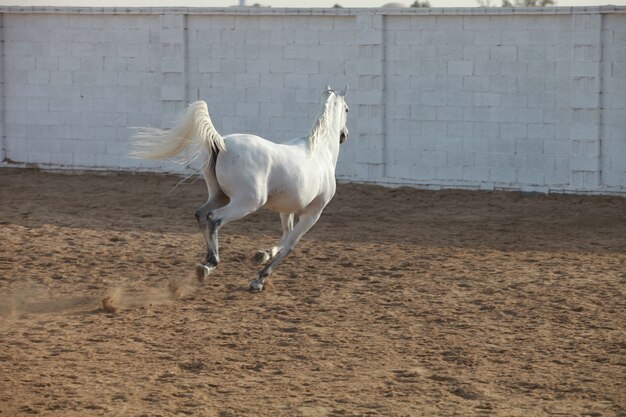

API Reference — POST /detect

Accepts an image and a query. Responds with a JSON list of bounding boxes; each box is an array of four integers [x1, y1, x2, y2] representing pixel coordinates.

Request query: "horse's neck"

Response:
[[318, 121, 340, 166], [308, 100, 341, 164], [326, 106, 342, 163]]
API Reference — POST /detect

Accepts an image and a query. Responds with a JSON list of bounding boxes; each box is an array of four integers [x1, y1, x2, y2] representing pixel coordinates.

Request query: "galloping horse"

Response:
[[132, 86, 349, 291]]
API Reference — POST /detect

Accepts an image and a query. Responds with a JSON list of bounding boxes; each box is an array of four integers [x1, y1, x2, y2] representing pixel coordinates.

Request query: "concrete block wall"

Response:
[[2, 12, 170, 170], [185, 14, 355, 141], [0, 14, 5, 163], [384, 14, 578, 192], [601, 14, 626, 189], [0, 6, 624, 195]]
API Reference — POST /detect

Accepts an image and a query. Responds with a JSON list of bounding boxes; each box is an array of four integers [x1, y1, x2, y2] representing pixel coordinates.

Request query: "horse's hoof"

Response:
[[195, 264, 215, 282], [252, 250, 271, 265], [249, 279, 264, 292]]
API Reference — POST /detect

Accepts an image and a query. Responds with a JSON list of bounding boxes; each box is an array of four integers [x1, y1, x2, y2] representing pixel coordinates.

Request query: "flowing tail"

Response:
[[130, 101, 225, 166]]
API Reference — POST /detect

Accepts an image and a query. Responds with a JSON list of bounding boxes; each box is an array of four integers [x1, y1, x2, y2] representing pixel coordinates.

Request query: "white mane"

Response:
[[306, 92, 337, 155]]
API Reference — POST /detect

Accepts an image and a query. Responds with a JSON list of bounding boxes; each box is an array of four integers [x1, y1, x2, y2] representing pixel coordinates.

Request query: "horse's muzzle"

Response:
[[340, 127, 349, 144]]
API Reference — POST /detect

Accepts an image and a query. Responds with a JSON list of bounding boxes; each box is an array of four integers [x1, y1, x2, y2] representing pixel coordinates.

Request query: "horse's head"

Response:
[[326, 85, 350, 144]]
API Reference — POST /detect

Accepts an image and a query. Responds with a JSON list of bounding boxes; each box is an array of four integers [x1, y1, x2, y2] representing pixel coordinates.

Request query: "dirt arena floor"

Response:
[[0, 168, 624, 417]]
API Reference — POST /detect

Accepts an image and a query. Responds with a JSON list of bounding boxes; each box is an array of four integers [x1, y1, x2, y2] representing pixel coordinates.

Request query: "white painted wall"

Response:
[[1, 6, 624, 195]]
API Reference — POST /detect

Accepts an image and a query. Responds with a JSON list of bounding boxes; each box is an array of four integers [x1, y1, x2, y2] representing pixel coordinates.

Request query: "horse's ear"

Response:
[[339, 85, 348, 97]]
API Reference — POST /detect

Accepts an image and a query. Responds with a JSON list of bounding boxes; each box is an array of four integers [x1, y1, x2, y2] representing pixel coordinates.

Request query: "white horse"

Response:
[[132, 86, 349, 291]]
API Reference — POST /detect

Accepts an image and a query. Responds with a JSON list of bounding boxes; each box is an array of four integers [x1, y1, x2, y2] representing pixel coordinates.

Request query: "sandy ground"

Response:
[[0, 168, 624, 417]]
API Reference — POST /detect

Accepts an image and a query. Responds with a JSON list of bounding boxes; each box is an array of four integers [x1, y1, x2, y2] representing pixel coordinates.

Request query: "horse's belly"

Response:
[[264, 191, 309, 213]]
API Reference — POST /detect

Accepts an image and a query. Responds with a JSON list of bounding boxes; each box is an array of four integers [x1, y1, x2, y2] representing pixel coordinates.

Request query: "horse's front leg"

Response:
[[252, 213, 294, 265], [250, 210, 321, 291]]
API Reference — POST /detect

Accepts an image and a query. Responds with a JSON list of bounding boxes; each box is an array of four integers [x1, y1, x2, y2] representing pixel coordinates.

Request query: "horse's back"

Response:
[[220, 134, 308, 171]]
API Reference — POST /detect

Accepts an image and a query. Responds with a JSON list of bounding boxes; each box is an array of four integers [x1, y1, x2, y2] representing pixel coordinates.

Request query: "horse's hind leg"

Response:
[[197, 196, 264, 280], [252, 213, 294, 265], [195, 154, 228, 281], [195, 196, 227, 281]]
